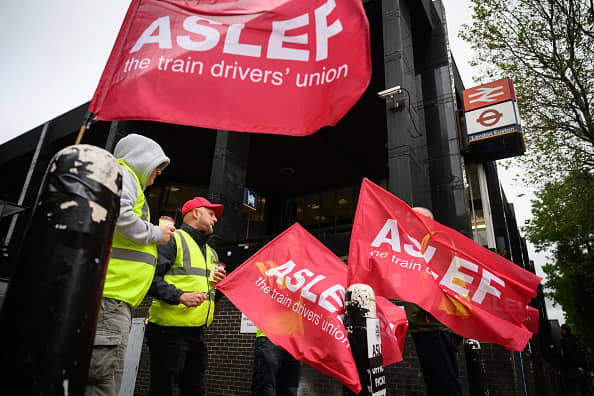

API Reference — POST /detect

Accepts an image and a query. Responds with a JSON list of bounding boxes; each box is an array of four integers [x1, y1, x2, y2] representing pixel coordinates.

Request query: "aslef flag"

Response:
[[376, 296, 408, 367], [216, 224, 407, 393], [90, 0, 371, 135], [348, 178, 542, 351], [523, 306, 540, 334]]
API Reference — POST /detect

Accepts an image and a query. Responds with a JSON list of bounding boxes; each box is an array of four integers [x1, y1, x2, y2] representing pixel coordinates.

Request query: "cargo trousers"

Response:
[[85, 297, 132, 396]]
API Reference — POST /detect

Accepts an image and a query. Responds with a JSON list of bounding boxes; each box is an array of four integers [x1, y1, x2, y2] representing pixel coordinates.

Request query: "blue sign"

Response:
[[243, 188, 257, 210]]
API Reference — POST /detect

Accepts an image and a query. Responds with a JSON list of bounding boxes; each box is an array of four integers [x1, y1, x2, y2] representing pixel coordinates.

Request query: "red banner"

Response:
[[348, 178, 542, 351], [376, 297, 408, 366], [216, 223, 407, 392], [90, 0, 371, 135], [523, 306, 540, 334]]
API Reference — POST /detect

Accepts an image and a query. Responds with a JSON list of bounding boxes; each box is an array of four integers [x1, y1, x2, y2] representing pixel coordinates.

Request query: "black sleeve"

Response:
[[148, 237, 183, 305]]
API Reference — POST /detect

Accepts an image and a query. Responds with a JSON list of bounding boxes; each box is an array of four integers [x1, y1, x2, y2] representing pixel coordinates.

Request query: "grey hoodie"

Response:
[[113, 134, 170, 245]]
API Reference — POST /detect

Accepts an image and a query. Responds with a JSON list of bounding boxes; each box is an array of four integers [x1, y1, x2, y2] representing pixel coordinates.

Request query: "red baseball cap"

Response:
[[181, 197, 224, 218]]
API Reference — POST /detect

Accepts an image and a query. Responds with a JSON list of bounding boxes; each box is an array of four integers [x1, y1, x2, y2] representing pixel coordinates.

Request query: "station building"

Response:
[[0, 0, 560, 394]]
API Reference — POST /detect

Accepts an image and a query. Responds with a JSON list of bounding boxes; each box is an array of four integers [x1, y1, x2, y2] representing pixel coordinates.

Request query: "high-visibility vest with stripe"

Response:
[[148, 229, 217, 327], [102, 160, 157, 308]]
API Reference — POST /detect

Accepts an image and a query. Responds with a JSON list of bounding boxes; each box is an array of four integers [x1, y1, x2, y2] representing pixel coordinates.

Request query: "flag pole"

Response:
[[75, 112, 95, 145]]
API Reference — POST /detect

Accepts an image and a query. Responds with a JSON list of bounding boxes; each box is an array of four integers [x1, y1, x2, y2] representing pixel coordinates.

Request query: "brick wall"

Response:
[[132, 295, 547, 396], [481, 343, 522, 395], [204, 296, 254, 395]]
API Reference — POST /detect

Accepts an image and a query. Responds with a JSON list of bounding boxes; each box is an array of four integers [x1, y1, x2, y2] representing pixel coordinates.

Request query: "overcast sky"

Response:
[[0, 0, 562, 320]]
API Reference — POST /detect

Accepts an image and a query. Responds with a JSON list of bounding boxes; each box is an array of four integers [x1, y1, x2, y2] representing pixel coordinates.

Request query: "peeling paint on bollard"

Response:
[[346, 283, 376, 320], [344, 284, 386, 396], [0, 144, 122, 395]]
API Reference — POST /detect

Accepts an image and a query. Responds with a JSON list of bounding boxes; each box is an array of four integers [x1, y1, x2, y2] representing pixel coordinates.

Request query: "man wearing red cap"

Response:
[[146, 197, 226, 396]]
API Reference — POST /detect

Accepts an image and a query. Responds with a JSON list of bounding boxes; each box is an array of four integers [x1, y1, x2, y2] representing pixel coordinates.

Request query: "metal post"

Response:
[[343, 284, 386, 396], [104, 120, 124, 153], [0, 145, 122, 395], [464, 339, 490, 396], [5, 121, 50, 247], [516, 351, 528, 396]]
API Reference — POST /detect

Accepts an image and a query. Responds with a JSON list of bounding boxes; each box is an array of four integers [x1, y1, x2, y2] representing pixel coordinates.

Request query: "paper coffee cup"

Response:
[[209, 262, 226, 282], [159, 216, 175, 227]]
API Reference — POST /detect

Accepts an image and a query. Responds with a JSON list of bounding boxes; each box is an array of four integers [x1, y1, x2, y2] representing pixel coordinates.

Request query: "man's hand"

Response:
[[159, 224, 176, 244], [210, 264, 227, 285], [179, 292, 208, 308]]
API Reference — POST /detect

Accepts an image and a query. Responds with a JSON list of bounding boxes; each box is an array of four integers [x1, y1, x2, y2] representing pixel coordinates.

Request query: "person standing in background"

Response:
[[250, 328, 301, 396], [402, 207, 464, 396], [560, 323, 593, 396]]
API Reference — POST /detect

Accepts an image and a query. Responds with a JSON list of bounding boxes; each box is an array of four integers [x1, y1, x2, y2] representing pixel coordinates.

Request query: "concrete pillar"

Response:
[[382, 0, 430, 207], [208, 131, 251, 243], [419, 1, 469, 233]]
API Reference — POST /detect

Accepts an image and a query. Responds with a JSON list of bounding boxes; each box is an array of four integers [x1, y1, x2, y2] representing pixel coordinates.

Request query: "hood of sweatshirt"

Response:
[[114, 134, 170, 187]]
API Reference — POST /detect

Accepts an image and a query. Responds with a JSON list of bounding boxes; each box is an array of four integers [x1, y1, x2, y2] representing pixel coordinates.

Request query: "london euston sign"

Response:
[[462, 78, 525, 159], [465, 100, 521, 138], [463, 79, 521, 139]]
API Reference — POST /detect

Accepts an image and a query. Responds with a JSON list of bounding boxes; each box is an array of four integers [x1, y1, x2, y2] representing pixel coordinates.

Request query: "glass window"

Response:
[[335, 187, 354, 225], [146, 183, 208, 224], [287, 185, 357, 229]]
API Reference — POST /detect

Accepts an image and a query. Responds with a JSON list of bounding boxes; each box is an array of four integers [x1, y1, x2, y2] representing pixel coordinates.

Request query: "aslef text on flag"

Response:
[[216, 223, 408, 393], [90, 0, 371, 135], [348, 178, 541, 351]]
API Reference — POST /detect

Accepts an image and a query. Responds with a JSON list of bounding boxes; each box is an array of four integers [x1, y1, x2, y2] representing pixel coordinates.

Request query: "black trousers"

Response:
[[146, 323, 208, 396], [250, 337, 300, 396], [412, 331, 463, 396]]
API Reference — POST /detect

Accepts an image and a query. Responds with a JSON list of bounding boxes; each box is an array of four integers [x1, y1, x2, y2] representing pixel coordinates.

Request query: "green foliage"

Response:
[[524, 172, 594, 348], [461, 0, 594, 184], [462, 0, 594, 348]]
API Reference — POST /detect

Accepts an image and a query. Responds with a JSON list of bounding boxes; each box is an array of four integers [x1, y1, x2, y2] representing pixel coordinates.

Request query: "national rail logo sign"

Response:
[[463, 78, 515, 112], [462, 78, 523, 149]]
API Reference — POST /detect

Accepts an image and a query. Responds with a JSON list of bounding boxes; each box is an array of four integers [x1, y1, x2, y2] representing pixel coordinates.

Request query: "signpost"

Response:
[[462, 78, 525, 160]]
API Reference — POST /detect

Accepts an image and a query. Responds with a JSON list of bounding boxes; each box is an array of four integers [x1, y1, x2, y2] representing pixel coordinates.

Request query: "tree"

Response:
[[461, 0, 594, 183], [461, 0, 594, 347], [524, 172, 594, 348]]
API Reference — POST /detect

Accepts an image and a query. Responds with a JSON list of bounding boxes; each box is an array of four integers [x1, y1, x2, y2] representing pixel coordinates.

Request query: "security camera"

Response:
[[378, 86, 405, 109], [377, 86, 402, 99]]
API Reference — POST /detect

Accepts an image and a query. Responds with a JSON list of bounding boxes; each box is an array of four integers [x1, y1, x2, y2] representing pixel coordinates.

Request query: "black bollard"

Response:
[[464, 339, 490, 396], [343, 284, 386, 396], [0, 145, 122, 395]]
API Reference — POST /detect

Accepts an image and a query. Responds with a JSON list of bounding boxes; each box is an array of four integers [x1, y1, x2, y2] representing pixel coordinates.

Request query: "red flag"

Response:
[[216, 223, 361, 393], [217, 224, 408, 392], [376, 297, 408, 366], [90, 0, 371, 135], [348, 178, 542, 351], [523, 306, 540, 334]]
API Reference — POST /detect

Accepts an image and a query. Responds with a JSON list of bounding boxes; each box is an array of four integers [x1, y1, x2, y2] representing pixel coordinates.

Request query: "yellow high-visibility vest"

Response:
[[148, 229, 217, 327], [103, 159, 157, 308]]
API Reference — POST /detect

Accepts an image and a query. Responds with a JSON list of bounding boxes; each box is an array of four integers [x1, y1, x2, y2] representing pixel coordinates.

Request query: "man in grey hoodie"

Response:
[[86, 134, 175, 396]]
